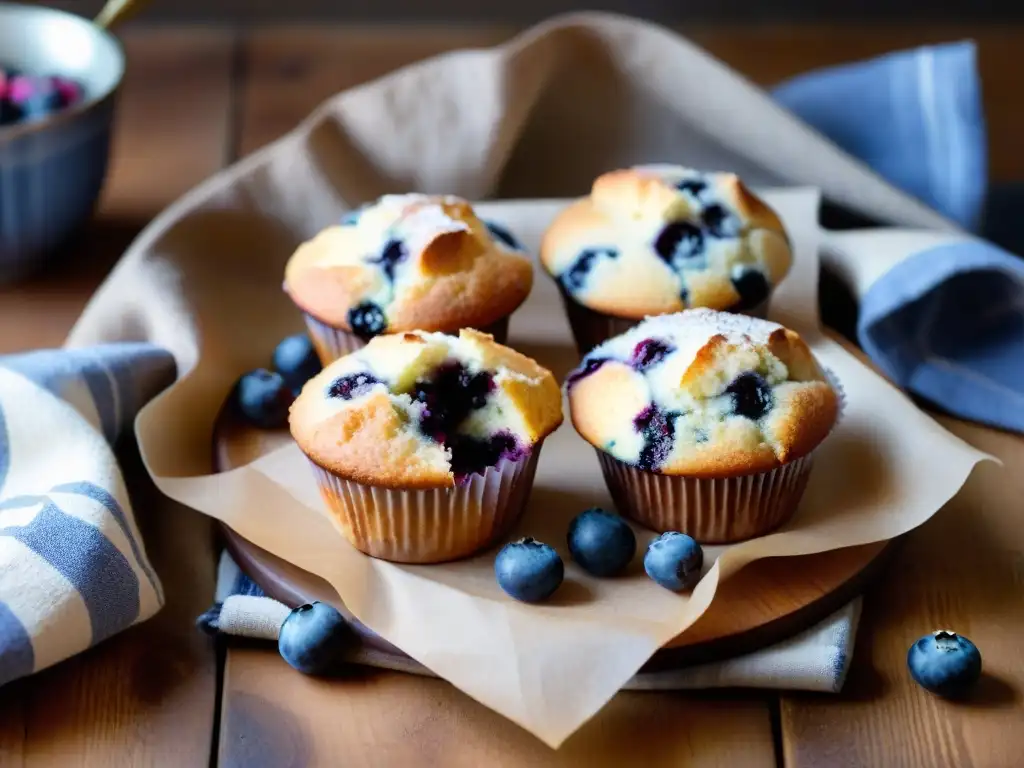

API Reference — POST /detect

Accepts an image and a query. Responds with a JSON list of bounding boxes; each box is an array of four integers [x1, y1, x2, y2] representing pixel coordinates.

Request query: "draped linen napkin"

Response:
[[0, 13, 1011, 704]]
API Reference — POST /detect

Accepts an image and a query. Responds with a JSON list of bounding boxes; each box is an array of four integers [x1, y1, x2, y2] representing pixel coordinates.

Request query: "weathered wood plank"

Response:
[[0, 28, 235, 767], [221, 648, 775, 767], [781, 419, 1024, 768]]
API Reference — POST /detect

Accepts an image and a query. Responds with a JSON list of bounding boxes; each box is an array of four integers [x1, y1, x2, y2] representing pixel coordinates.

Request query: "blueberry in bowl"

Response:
[[907, 630, 982, 699], [0, 5, 124, 283], [644, 532, 703, 591], [495, 538, 564, 602], [567, 507, 636, 577], [289, 328, 563, 563], [278, 601, 356, 676], [566, 309, 840, 543]]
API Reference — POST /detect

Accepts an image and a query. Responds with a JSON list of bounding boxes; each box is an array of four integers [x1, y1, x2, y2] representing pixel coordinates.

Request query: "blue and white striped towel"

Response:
[[0, 344, 174, 687]]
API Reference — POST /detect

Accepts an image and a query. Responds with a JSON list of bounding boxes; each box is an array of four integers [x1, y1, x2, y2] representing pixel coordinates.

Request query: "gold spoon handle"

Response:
[[94, 0, 148, 30]]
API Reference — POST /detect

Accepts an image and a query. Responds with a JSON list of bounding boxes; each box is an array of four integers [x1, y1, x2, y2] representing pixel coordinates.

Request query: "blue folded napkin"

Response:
[[774, 42, 1024, 431], [1, 39, 1020, 689]]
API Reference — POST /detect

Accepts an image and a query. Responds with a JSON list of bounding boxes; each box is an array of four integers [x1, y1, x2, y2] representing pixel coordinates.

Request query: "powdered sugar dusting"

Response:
[[590, 309, 782, 372]]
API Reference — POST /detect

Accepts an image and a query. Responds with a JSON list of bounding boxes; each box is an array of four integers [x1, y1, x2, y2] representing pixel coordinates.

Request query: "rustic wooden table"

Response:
[[0, 24, 1022, 767]]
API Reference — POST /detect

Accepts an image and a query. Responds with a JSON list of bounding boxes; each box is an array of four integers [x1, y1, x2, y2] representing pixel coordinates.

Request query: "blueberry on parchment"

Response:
[[278, 602, 355, 676], [235, 369, 293, 429], [495, 537, 564, 603], [644, 532, 703, 591], [567, 508, 636, 577]]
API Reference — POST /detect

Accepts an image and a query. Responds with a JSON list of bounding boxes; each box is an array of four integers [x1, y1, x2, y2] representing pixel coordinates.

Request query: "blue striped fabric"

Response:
[[0, 343, 175, 687]]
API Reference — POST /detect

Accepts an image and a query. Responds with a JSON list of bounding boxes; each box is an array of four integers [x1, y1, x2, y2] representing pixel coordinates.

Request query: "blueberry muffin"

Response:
[[285, 194, 534, 363], [540, 165, 792, 353], [290, 328, 563, 563], [565, 309, 838, 543]]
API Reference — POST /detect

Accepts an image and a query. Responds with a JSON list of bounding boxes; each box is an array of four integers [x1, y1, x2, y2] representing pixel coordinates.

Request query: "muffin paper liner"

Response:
[[557, 286, 770, 355], [598, 450, 814, 543], [306, 445, 541, 564], [596, 366, 846, 544], [303, 312, 511, 365]]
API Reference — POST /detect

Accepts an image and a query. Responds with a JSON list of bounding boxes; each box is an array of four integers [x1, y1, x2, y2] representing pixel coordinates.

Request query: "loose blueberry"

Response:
[[726, 372, 773, 421], [634, 405, 677, 471], [369, 238, 408, 283], [907, 630, 982, 699], [644, 532, 703, 591], [567, 508, 637, 577], [278, 602, 355, 676], [565, 357, 610, 386], [731, 267, 770, 310], [495, 537, 564, 603], [559, 247, 619, 294], [326, 371, 381, 400], [273, 333, 321, 393], [483, 219, 523, 250], [702, 203, 741, 238], [654, 222, 705, 269], [347, 301, 387, 338], [235, 369, 293, 428], [630, 338, 673, 372]]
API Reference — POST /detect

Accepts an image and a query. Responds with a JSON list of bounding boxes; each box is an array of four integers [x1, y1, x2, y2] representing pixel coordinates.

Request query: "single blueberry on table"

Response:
[[726, 372, 773, 421], [483, 219, 523, 250], [326, 371, 381, 400], [644, 532, 704, 591], [273, 333, 321, 393], [654, 222, 705, 270], [907, 630, 982, 698], [347, 301, 387, 338], [633, 405, 677, 472], [495, 537, 564, 603], [278, 601, 355, 676], [630, 338, 673, 372], [731, 267, 770, 310], [235, 369, 294, 429], [567, 508, 637, 577]]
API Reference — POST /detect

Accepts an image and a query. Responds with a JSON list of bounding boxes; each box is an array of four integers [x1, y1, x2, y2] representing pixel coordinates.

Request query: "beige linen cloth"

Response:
[[61, 12, 976, 747]]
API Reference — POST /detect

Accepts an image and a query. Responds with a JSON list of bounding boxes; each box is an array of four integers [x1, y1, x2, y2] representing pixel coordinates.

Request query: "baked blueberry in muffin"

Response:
[[284, 194, 534, 363], [289, 329, 563, 563], [540, 165, 792, 352], [566, 309, 838, 543]]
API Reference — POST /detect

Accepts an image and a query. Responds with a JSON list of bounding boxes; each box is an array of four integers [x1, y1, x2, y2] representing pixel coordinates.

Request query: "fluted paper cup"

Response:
[[303, 312, 511, 365], [597, 450, 814, 543], [307, 445, 541, 563], [558, 287, 770, 356], [595, 368, 844, 544]]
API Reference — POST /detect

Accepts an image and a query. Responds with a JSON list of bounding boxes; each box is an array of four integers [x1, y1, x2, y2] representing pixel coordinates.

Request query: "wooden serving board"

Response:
[[213, 405, 893, 670]]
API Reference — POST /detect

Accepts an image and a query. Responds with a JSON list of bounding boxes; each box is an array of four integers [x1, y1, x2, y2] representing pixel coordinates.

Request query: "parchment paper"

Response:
[[62, 14, 990, 748]]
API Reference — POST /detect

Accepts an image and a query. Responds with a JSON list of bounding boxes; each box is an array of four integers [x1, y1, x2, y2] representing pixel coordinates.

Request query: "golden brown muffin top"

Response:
[[285, 194, 534, 338], [290, 328, 563, 489], [540, 165, 791, 319], [565, 309, 837, 477]]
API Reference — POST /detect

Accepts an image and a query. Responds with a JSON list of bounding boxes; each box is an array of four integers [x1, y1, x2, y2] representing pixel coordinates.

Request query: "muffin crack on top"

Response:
[[290, 328, 563, 488], [566, 309, 838, 477], [284, 194, 533, 339], [540, 165, 792, 318]]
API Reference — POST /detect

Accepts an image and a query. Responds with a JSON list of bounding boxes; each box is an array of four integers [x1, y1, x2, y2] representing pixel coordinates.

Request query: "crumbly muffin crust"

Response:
[[566, 310, 837, 477], [540, 165, 791, 318], [285, 194, 534, 337], [290, 329, 563, 489]]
